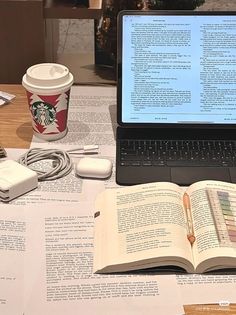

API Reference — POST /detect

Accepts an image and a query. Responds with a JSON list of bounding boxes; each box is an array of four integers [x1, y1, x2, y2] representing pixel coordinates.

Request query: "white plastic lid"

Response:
[[22, 63, 73, 90]]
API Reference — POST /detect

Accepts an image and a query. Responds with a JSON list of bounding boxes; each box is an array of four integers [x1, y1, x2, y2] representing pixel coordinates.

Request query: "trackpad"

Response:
[[171, 167, 231, 185]]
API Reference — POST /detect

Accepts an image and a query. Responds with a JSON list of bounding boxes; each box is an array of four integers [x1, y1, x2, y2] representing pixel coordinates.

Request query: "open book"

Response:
[[93, 180, 236, 274]]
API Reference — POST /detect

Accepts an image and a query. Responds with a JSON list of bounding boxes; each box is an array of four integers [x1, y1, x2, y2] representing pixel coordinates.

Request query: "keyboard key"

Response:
[[166, 160, 222, 167]]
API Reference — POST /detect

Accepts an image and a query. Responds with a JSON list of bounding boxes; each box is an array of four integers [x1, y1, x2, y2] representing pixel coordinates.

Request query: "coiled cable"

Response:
[[18, 148, 73, 181]]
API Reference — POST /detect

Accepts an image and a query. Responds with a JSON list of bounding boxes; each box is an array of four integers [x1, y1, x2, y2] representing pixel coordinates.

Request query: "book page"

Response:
[[23, 203, 184, 315], [94, 182, 194, 273], [186, 180, 236, 272], [0, 206, 25, 315], [177, 273, 236, 305]]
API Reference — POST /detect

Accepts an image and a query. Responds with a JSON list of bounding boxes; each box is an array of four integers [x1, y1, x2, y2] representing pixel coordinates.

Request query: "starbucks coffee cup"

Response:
[[22, 63, 74, 141]]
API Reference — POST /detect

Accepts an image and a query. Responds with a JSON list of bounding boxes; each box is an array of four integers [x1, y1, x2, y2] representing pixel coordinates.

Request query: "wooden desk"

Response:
[[0, 84, 235, 315], [0, 84, 33, 148]]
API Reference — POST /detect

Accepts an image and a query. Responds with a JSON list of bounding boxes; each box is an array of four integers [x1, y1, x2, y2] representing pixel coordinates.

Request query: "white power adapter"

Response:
[[0, 160, 38, 202]]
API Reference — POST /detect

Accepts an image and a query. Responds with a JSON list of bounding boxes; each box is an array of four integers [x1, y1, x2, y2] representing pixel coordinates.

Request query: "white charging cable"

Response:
[[18, 145, 99, 181], [18, 148, 72, 181], [67, 145, 99, 155]]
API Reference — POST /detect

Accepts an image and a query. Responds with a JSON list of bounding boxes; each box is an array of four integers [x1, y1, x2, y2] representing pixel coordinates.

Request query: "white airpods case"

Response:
[[75, 157, 113, 179]]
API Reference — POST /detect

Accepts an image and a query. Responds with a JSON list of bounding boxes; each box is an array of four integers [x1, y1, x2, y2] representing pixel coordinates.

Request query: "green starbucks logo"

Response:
[[31, 102, 56, 126]]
